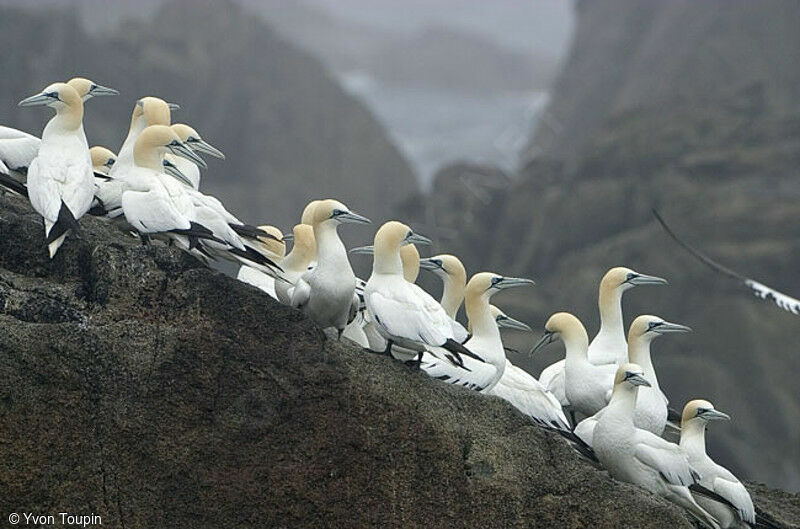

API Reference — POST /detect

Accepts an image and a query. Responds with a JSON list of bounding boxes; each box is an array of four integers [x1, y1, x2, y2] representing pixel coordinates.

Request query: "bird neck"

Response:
[[562, 324, 590, 364], [401, 250, 419, 283], [627, 337, 659, 389], [679, 420, 707, 457], [133, 145, 162, 172], [118, 117, 146, 164], [314, 221, 349, 269], [597, 283, 624, 339], [44, 103, 84, 136], [440, 273, 466, 320], [465, 293, 503, 357], [373, 240, 403, 276], [282, 242, 315, 273], [608, 385, 638, 421]]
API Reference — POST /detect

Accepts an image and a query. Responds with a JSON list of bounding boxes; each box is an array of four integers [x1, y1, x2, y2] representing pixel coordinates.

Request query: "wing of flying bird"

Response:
[[653, 209, 800, 316]]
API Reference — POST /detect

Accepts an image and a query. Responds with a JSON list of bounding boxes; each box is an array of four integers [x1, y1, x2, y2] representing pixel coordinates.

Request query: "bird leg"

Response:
[[140, 233, 151, 246]]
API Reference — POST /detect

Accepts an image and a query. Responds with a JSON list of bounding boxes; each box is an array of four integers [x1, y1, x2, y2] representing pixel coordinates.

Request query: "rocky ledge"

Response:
[[0, 193, 797, 528]]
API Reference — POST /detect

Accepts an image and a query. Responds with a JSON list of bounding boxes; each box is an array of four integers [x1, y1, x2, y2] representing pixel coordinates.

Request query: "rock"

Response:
[[1, 195, 796, 528]]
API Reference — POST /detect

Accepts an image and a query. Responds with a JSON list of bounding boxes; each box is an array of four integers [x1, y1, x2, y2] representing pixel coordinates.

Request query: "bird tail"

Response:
[[754, 509, 781, 529], [45, 201, 81, 258], [552, 428, 599, 464]]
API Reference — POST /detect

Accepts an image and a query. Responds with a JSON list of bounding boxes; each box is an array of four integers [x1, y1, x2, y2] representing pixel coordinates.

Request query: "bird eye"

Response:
[[46, 91, 60, 100], [648, 321, 662, 330], [90, 84, 98, 91], [433, 259, 442, 267], [331, 208, 344, 218], [626, 272, 637, 282], [106, 159, 115, 166], [491, 277, 502, 285], [188, 137, 198, 143]]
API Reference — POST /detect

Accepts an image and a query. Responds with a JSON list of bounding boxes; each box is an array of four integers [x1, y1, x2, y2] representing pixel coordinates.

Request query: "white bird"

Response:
[[275, 224, 316, 305], [89, 146, 117, 175], [94, 97, 177, 217], [112, 96, 178, 175], [538, 267, 667, 407], [290, 199, 370, 335], [575, 315, 691, 444], [418, 272, 535, 391], [531, 312, 616, 418], [349, 242, 427, 355], [680, 400, 757, 529], [1, 77, 117, 195], [236, 225, 285, 299], [593, 364, 721, 529], [117, 125, 221, 250], [485, 305, 570, 430], [363, 221, 482, 364], [655, 209, 800, 317], [418, 254, 467, 320], [163, 123, 225, 190], [18, 83, 96, 258]]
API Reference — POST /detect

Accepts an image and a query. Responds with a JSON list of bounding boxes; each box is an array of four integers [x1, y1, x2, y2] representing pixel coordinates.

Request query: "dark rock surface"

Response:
[[1, 196, 796, 528]]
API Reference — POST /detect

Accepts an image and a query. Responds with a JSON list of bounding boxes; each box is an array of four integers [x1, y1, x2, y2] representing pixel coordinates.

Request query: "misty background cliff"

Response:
[[1, 0, 798, 493]]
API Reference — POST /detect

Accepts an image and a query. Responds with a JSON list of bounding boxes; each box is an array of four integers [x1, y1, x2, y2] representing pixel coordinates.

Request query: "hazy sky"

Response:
[[307, 0, 574, 56]]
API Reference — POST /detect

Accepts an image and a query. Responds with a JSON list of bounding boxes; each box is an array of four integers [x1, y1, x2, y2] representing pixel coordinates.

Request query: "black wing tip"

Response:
[[230, 223, 281, 242], [0, 171, 29, 198], [46, 201, 81, 245]]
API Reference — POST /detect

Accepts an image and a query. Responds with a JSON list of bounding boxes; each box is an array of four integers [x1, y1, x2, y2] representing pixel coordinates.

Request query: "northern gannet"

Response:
[[164, 123, 225, 190], [484, 305, 570, 430], [575, 315, 691, 444], [362, 221, 484, 364], [593, 364, 721, 529], [349, 242, 425, 355], [655, 209, 800, 317], [18, 83, 95, 258], [419, 272, 535, 391], [89, 146, 116, 175], [1, 77, 117, 196], [290, 199, 370, 335], [680, 400, 757, 529], [117, 125, 221, 249], [418, 254, 467, 320], [275, 224, 316, 305], [236, 225, 286, 299], [532, 312, 616, 418], [538, 267, 667, 407], [112, 97, 177, 174]]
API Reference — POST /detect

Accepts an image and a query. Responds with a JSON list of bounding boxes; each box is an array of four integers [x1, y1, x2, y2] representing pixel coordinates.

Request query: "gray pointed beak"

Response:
[[529, 330, 556, 355], [701, 409, 731, 421], [626, 373, 651, 387], [192, 139, 225, 159], [349, 245, 375, 255], [18, 93, 53, 107], [629, 273, 669, 286], [167, 102, 180, 111], [496, 314, 532, 333], [419, 258, 443, 271], [338, 211, 371, 225], [162, 159, 194, 187], [169, 142, 207, 169], [91, 84, 119, 97], [655, 321, 692, 334], [496, 277, 536, 290], [405, 232, 432, 246], [282, 233, 294, 242]]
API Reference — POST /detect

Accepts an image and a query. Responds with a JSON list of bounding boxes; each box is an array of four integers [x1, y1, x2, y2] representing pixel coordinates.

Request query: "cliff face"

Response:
[[0, 0, 417, 228], [531, 0, 800, 161], [1, 195, 797, 526], [400, 1, 800, 492]]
